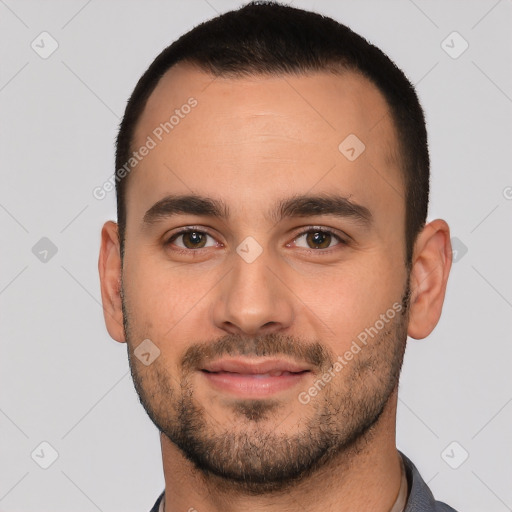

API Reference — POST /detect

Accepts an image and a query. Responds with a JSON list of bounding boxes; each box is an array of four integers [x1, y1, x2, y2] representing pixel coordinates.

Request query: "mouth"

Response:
[[200, 358, 312, 398]]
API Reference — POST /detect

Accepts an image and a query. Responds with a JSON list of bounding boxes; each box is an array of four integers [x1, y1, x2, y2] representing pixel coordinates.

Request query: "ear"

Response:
[[407, 219, 452, 340], [98, 221, 126, 343]]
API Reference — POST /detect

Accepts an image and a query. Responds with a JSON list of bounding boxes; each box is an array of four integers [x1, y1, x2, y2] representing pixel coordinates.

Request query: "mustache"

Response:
[[181, 332, 335, 373]]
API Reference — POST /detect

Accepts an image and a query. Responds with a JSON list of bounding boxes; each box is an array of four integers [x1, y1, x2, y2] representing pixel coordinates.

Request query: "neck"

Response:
[[160, 390, 402, 512]]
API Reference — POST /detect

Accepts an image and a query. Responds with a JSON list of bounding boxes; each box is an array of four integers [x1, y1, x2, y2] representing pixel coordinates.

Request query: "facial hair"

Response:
[[123, 281, 410, 494]]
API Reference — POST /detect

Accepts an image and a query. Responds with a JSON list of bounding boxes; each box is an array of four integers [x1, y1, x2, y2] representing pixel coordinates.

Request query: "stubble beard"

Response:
[[123, 283, 410, 494]]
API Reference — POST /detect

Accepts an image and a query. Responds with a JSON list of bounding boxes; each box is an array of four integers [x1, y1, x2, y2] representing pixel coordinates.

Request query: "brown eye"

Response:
[[182, 231, 207, 248], [306, 231, 332, 249], [294, 229, 342, 250], [168, 230, 216, 250]]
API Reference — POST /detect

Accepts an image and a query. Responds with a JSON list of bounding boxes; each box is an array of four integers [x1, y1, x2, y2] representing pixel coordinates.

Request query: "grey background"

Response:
[[0, 0, 511, 510]]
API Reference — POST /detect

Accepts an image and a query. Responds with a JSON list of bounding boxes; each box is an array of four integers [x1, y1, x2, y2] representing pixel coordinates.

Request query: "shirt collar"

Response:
[[153, 451, 448, 512]]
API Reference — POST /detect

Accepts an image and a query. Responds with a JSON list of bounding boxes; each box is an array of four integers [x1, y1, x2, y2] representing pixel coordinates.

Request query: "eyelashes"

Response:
[[166, 228, 218, 251], [291, 228, 345, 251], [165, 226, 349, 255]]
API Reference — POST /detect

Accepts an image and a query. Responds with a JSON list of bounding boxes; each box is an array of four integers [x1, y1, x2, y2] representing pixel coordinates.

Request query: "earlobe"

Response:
[[407, 219, 452, 340], [98, 221, 126, 343]]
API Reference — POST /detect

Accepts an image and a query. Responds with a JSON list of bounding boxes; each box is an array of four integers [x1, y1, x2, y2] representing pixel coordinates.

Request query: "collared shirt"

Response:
[[148, 451, 458, 512], [390, 453, 408, 512]]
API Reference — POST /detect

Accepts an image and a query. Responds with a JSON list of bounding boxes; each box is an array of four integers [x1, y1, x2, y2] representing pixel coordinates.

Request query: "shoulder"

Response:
[[400, 452, 459, 512], [148, 490, 165, 512]]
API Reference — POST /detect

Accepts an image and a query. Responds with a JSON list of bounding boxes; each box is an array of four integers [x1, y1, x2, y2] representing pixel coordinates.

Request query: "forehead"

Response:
[[135, 63, 397, 148], [128, 63, 403, 227]]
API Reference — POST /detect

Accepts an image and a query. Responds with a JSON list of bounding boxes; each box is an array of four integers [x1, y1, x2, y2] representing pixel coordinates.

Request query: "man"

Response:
[[98, 2, 455, 510]]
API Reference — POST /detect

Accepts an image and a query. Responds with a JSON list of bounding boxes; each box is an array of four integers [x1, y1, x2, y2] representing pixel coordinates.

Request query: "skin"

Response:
[[99, 63, 452, 512]]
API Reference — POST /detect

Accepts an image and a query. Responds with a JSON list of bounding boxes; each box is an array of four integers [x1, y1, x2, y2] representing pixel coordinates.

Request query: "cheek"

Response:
[[122, 253, 217, 342], [124, 247, 181, 305], [295, 253, 406, 350]]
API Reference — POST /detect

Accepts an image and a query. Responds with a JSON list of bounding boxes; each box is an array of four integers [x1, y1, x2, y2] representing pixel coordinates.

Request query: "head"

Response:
[[99, 1, 451, 493], [115, 2, 429, 266]]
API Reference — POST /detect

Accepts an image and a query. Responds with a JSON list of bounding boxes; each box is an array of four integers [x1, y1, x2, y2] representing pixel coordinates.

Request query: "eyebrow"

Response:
[[142, 193, 372, 227]]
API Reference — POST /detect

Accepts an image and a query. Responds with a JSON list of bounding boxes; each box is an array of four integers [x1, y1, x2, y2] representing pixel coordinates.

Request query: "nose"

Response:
[[211, 249, 294, 337]]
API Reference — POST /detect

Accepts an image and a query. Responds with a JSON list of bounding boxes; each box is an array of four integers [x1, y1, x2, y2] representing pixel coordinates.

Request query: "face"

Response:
[[119, 64, 411, 491]]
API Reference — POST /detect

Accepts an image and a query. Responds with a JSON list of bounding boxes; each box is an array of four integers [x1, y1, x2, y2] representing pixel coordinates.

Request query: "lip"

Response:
[[202, 357, 312, 374], [200, 357, 312, 398]]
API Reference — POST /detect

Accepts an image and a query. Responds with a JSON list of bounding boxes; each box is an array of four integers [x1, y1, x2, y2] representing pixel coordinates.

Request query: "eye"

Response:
[[166, 228, 218, 250], [164, 226, 347, 254], [292, 228, 345, 250]]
